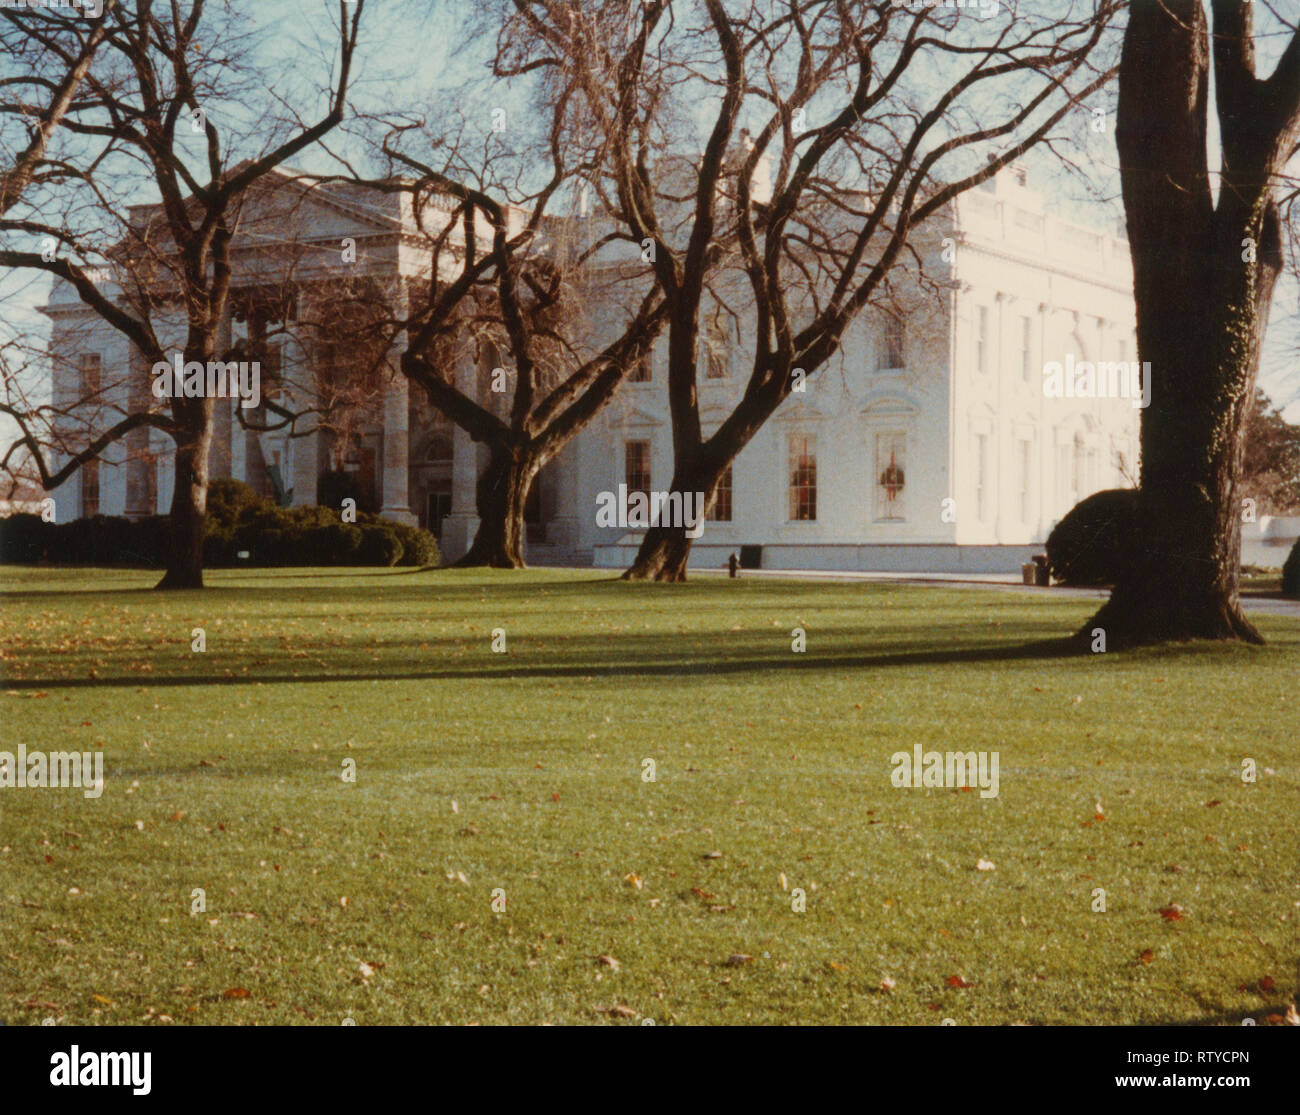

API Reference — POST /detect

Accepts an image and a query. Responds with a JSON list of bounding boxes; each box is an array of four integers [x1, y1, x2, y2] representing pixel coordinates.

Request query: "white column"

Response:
[[285, 333, 317, 508], [99, 330, 131, 516], [440, 355, 481, 559], [380, 369, 416, 524]]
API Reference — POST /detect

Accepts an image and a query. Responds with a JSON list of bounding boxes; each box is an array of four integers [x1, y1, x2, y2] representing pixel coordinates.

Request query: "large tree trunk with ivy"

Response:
[[1086, 0, 1300, 647], [455, 438, 537, 569]]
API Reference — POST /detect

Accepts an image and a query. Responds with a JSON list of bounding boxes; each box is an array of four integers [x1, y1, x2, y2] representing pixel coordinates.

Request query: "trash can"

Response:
[[1032, 554, 1050, 586]]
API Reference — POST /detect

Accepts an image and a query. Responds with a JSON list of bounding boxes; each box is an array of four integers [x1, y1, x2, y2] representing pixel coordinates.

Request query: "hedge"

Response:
[[1283, 537, 1299, 598], [1, 478, 439, 569], [1045, 488, 1141, 586]]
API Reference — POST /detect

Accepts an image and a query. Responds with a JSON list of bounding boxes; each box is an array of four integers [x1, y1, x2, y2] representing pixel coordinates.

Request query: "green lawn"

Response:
[[1, 565, 1297, 1025]]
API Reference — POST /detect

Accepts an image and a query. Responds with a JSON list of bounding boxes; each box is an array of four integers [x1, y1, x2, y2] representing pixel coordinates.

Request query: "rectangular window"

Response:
[[879, 316, 904, 371], [1018, 438, 1032, 522], [81, 458, 99, 518], [976, 307, 989, 375], [975, 433, 989, 522], [625, 440, 651, 498], [788, 434, 817, 521], [874, 431, 907, 521], [79, 353, 102, 397], [703, 322, 730, 379], [630, 354, 652, 383], [1020, 317, 1032, 382], [707, 465, 732, 522]]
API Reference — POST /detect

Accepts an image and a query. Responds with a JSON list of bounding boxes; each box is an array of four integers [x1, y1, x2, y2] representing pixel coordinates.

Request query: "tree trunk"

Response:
[[455, 439, 535, 569], [622, 461, 722, 582], [1086, 0, 1281, 647], [156, 425, 211, 590]]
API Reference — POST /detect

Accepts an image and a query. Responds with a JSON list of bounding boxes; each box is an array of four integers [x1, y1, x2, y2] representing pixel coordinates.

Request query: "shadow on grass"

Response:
[[0, 634, 1100, 690]]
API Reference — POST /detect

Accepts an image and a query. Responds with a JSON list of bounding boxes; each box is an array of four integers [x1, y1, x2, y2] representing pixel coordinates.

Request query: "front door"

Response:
[[427, 486, 452, 541]]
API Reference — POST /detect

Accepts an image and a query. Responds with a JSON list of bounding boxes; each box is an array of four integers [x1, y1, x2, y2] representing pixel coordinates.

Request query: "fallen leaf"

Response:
[[1158, 905, 1184, 922], [946, 975, 973, 988], [1258, 975, 1276, 993], [880, 976, 896, 992], [596, 954, 620, 971], [1139, 949, 1155, 965], [593, 1004, 637, 1019], [725, 953, 754, 967], [976, 858, 996, 872], [223, 988, 250, 999], [623, 872, 643, 889]]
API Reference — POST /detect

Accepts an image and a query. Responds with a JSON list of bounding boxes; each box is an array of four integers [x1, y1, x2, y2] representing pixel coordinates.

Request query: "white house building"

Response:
[[39, 164, 1142, 573]]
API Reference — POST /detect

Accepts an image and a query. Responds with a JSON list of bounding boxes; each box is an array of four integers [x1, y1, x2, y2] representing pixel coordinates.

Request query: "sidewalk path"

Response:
[[687, 567, 1300, 617]]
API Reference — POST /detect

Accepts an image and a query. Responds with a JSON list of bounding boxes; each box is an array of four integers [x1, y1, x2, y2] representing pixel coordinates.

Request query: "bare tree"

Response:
[[330, 13, 669, 568], [0, 0, 112, 216], [506, 0, 1121, 580], [1086, 1, 1300, 645], [0, 0, 364, 588]]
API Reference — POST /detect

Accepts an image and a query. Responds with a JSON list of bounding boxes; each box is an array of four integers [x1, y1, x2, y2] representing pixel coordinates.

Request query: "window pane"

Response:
[[81, 459, 99, 518], [80, 353, 101, 396], [880, 316, 904, 371], [703, 322, 729, 379], [788, 435, 816, 521], [874, 432, 906, 521], [625, 440, 651, 496], [706, 465, 732, 522]]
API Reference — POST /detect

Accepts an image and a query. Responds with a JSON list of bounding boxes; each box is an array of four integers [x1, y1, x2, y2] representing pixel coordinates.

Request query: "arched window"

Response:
[[426, 432, 453, 465]]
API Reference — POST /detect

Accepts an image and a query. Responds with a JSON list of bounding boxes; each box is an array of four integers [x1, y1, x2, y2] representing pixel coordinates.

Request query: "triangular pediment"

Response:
[[614, 406, 664, 429], [774, 397, 826, 423]]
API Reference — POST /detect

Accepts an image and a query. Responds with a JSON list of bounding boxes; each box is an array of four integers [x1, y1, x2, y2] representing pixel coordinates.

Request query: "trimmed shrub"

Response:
[[1283, 537, 1299, 598], [207, 477, 272, 529], [356, 523, 403, 566], [310, 522, 364, 564], [387, 520, 440, 567], [0, 513, 50, 563], [1046, 488, 1141, 586]]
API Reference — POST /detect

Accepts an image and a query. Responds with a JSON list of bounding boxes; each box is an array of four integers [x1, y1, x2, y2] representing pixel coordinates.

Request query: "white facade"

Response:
[[586, 168, 1140, 572], [40, 166, 1140, 574]]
